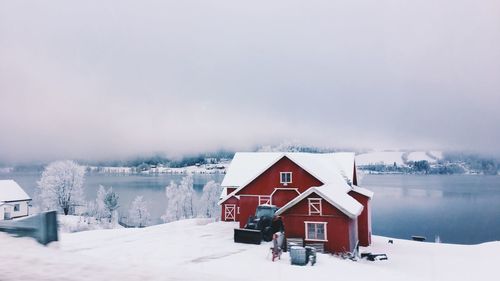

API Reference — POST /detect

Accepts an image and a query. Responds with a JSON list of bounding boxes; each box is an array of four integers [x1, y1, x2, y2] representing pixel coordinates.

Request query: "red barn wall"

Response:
[[236, 156, 323, 196], [348, 191, 371, 246], [221, 196, 239, 222], [238, 196, 259, 228], [232, 156, 323, 227], [271, 189, 300, 208], [281, 193, 356, 253]]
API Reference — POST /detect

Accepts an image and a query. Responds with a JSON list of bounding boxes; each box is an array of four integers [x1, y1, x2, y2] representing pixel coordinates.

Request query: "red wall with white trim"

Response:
[[281, 193, 357, 253]]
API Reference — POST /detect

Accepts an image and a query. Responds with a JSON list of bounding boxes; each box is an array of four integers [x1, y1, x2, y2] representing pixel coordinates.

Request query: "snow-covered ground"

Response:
[[57, 215, 122, 233], [356, 151, 406, 166], [1, 219, 497, 281]]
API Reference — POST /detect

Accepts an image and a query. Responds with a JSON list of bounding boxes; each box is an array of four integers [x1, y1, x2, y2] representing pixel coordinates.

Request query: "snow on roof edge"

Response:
[[276, 185, 363, 219], [351, 185, 374, 198], [0, 180, 31, 202]]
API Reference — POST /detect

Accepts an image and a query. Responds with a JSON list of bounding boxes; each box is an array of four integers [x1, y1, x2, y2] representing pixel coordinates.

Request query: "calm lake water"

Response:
[[361, 174, 500, 244], [0, 171, 224, 225], [1, 172, 499, 244]]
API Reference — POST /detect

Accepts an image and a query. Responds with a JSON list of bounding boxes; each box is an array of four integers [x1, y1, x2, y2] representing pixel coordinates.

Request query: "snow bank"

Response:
[[1, 219, 498, 281], [58, 215, 122, 233]]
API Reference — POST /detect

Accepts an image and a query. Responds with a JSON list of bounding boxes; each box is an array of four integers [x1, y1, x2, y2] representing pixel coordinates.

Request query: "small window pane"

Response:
[[281, 172, 292, 183], [317, 224, 325, 240], [308, 224, 316, 239]]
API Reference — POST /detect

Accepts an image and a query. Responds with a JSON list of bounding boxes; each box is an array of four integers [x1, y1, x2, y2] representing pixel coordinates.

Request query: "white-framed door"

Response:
[[224, 204, 236, 221]]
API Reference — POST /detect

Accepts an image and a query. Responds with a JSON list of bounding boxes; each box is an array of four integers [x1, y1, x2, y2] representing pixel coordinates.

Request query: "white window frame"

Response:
[[308, 198, 322, 215], [280, 172, 292, 185], [304, 221, 328, 242], [224, 204, 236, 221], [259, 196, 271, 205], [14, 204, 20, 212]]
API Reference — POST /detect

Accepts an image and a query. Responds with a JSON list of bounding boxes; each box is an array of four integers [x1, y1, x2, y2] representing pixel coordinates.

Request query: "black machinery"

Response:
[[234, 205, 283, 244]]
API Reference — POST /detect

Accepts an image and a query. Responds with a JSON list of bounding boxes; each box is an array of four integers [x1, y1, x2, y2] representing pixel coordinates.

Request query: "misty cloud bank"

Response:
[[1, 1, 499, 163]]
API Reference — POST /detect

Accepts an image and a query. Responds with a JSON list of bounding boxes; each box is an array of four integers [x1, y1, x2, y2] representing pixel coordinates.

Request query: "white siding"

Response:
[[0, 200, 30, 220]]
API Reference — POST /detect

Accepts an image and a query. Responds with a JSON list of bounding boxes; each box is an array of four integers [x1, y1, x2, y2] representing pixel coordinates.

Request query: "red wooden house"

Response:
[[218, 152, 373, 253]]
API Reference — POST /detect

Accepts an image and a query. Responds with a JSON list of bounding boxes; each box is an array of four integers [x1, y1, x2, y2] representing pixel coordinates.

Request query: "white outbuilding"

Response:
[[0, 180, 32, 220]]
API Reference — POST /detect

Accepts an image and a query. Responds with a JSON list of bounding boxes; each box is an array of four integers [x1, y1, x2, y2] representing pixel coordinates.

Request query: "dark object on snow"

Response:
[[388, 239, 393, 244], [361, 252, 388, 261], [411, 235, 426, 242], [305, 246, 317, 265], [234, 205, 279, 244], [234, 228, 262, 244], [0, 211, 58, 245]]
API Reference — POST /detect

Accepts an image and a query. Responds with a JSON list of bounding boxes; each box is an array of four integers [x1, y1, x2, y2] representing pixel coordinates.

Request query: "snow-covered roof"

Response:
[[351, 185, 374, 198], [0, 180, 31, 202], [275, 184, 363, 219], [219, 152, 355, 204], [221, 152, 355, 188], [221, 152, 283, 188]]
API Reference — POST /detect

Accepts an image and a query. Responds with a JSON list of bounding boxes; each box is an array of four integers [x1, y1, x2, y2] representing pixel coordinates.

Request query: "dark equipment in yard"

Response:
[[0, 211, 58, 245], [411, 235, 426, 242], [361, 252, 388, 261], [234, 205, 282, 244], [305, 246, 317, 265]]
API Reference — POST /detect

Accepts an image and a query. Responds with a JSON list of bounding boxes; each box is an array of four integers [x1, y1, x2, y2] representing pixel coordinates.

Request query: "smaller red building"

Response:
[[276, 184, 364, 253]]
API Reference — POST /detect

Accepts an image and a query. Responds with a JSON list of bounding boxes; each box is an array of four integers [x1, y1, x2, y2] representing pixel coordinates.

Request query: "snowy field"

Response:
[[1, 219, 497, 281]]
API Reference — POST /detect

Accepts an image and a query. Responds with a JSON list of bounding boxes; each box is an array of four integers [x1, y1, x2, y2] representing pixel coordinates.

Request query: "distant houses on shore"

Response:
[[0, 180, 31, 220]]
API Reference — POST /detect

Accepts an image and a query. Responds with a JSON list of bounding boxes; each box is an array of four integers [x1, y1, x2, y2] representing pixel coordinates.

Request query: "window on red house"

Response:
[[305, 222, 327, 241], [280, 172, 292, 185]]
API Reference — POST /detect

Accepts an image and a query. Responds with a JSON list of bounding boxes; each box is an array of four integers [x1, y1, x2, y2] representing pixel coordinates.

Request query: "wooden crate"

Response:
[[286, 237, 304, 251], [305, 242, 325, 253]]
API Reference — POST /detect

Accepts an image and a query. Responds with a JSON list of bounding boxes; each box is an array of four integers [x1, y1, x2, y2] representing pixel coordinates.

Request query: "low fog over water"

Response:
[[1, 1, 499, 163]]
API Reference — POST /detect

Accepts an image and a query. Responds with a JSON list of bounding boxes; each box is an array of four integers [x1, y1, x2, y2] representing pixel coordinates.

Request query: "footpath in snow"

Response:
[[0, 219, 498, 281]]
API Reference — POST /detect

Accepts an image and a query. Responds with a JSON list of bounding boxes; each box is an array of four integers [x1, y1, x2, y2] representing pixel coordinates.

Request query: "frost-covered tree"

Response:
[[95, 185, 119, 222], [95, 185, 108, 220], [37, 160, 86, 215], [162, 175, 196, 222], [197, 181, 222, 219], [104, 187, 119, 220], [129, 196, 150, 227]]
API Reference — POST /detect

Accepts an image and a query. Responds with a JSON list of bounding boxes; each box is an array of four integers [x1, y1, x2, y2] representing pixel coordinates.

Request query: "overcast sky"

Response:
[[1, 0, 499, 163]]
